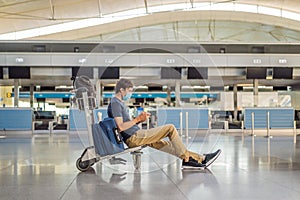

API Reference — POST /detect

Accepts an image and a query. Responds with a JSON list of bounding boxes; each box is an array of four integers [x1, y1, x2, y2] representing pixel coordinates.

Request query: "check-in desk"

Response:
[[157, 107, 209, 129], [33, 111, 56, 134], [51, 114, 69, 133], [0, 108, 33, 134], [243, 107, 295, 136], [69, 108, 108, 132]]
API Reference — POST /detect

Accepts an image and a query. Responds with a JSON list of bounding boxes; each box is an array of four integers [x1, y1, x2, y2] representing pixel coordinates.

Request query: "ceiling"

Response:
[[1, 0, 300, 88], [1, 0, 300, 40]]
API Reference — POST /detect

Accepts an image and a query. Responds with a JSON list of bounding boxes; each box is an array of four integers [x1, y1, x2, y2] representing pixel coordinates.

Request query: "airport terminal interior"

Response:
[[1, 0, 300, 199]]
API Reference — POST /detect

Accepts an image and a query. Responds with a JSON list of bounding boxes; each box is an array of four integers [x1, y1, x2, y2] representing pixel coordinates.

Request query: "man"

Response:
[[108, 78, 221, 169]]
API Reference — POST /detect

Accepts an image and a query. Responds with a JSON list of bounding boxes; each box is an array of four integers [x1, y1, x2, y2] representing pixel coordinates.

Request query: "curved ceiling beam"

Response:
[[31, 10, 300, 40]]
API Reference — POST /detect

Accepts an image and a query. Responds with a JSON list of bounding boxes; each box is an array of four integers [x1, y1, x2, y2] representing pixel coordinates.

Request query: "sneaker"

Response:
[[202, 149, 221, 167], [182, 157, 206, 170]]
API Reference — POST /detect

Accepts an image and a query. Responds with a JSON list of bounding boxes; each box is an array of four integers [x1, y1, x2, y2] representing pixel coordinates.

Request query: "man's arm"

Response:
[[114, 112, 149, 132], [114, 117, 139, 132]]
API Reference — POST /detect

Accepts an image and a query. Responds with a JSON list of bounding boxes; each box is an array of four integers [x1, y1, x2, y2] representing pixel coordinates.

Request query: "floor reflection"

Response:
[[75, 162, 219, 200]]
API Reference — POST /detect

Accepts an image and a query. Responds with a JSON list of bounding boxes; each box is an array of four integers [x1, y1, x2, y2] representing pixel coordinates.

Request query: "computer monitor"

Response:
[[161, 67, 182, 79], [72, 67, 93, 79], [187, 67, 208, 79], [273, 67, 293, 79], [9, 67, 30, 79], [246, 67, 266, 79], [98, 67, 119, 79]]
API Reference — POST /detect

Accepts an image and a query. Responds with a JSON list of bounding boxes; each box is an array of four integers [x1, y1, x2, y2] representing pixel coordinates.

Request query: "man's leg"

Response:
[[126, 124, 204, 163]]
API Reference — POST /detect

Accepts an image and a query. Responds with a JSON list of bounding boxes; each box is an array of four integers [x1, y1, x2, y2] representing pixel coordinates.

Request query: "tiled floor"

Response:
[[0, 130, 300, 200]]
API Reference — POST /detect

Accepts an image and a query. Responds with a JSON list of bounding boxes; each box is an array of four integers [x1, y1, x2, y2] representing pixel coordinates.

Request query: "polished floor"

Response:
[[0, 130, 300, 200]]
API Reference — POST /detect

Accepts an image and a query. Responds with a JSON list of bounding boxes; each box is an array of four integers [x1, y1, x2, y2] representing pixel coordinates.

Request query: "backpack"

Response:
[[73, 75, 96, 110]]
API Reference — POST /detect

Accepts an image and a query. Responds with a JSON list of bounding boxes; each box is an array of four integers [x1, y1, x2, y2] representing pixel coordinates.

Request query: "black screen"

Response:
[[187, 67, 208, 79], [103, 86, 115, 91], [9, 67, 30, 79], [161, 67, 182, 79], [72, 67, 93, 79], [273, 86, 288, 91], [0, 67, 3, 79], [62, 98, 70, 103], [34, 111, 55, 120], [273, 67, 293, 79], [210, 86, 224, 91], [98, 67, 119, 79], [36, 98, 46, 103], [135, 98, 144, 103], [246, 67, 266, 79], [148, 86, 163, 91]]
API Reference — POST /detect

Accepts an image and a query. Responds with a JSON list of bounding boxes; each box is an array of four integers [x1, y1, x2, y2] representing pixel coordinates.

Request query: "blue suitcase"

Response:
[[92, 118, 125, 156]]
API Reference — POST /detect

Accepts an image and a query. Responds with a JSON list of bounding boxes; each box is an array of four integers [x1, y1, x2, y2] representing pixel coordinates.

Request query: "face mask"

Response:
[[123, 92, 132, 101]]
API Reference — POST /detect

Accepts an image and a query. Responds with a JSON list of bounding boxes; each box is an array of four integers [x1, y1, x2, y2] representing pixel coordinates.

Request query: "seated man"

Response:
[[108, 78, 221, 169]]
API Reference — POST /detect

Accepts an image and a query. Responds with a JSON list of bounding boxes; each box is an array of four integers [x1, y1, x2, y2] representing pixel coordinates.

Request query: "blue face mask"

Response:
[[123, 92, 132, 101]]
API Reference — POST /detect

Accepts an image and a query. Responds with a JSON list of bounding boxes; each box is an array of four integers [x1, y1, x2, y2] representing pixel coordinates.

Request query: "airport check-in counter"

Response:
[[0, 108, 33, 134], [243, 107, 295, 136], [69, 108, 108, 132], [157, 107, 209, 129]]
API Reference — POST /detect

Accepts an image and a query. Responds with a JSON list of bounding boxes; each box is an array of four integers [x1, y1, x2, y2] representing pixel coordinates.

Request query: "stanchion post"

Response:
[[251, 112, 256, 136], [147, 117, 150, 130], [241, 121, 244, 136], [186, 112, 189, 138], [179, 112, 183, 136], [294, 121, 296, 144], [180, 112, 183, 136], [265, 111, 272, 138]]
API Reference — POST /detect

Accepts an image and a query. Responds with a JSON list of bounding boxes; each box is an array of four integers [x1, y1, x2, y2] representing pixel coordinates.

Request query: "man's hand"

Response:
[[134, 112, 150, 124]]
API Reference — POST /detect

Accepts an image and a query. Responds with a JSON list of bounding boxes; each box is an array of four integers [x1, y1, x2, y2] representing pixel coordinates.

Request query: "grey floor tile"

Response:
[[1, 132, 300, 200]]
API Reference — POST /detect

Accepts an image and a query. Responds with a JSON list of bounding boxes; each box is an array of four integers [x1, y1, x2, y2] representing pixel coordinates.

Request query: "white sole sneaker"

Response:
[[181, 166, 205, 170], [205, 149, 221, 168]]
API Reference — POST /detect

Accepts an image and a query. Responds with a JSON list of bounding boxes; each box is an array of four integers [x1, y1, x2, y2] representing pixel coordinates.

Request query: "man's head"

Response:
[[115, 78, 133, 93], [115, 78, 134, 101]]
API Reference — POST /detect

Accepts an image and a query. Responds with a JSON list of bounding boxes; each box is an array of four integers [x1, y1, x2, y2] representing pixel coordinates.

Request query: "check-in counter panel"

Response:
[[0, 108, 33, 131], [157, 107, 209, 129], [244, 107, 294, 129]]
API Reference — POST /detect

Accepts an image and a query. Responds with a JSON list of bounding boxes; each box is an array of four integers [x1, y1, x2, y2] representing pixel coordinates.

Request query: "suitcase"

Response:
[[92, 118, 125, 156]]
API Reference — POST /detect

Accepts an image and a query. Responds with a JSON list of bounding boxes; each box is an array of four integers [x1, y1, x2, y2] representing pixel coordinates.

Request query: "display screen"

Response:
[[273, 67, 293, 79], [161, 67, 182, 79], [34, 111, 55, 120], [148, 86, 163, 91], [246, 67, 266, 79], [98, 67, 119, 79], [9, 67, 30, 79], [187, 67, 208, 79], [72, 67, 93, 79], [62, 98, 70, 103]]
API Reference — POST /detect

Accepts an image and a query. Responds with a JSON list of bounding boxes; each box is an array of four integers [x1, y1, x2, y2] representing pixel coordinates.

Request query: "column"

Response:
[[13, 79, 19, 107], [175, 80, 181, 107], [30, 84, 34, 108], [253, 79, 258, 107], [166, 86, 171, 106], [233, 84, 238, 121]]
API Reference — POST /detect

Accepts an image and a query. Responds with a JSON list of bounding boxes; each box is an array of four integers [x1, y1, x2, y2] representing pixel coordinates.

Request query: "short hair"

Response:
[[115, 78, 133, 93]]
